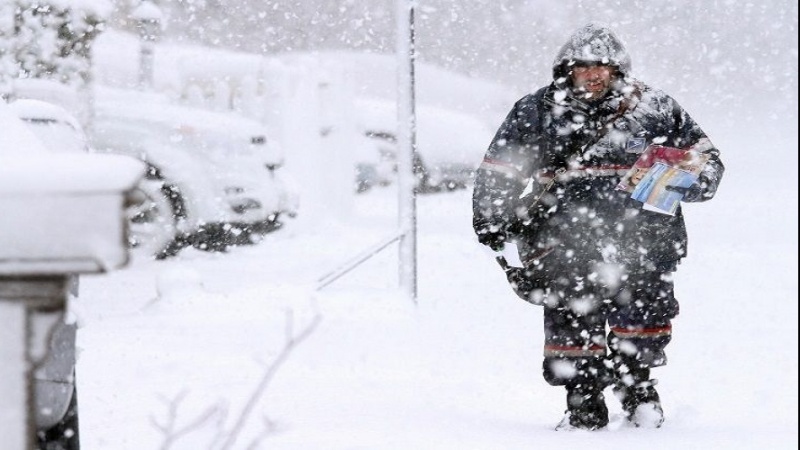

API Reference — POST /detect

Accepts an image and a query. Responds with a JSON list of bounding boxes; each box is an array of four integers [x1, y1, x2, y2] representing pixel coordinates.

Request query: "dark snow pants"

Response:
[[538, 261, 679, 388]]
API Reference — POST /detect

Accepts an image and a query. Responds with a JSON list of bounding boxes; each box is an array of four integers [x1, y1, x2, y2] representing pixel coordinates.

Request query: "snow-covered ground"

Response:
[[74, 121, 797, 449]]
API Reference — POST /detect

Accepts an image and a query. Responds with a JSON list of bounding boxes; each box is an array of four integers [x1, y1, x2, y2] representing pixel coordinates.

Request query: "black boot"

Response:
[[613, 367, 664, 428], [556, 383, 609, 430]]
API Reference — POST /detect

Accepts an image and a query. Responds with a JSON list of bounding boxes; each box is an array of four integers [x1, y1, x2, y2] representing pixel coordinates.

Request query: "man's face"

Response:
[[571, 65, 615, 100]]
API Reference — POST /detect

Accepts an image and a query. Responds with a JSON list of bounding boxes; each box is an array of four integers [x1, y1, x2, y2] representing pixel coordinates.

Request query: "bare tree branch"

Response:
[[151, 390, 224, 450], [151, 311, 320, 449], [244, 415, 278, 450], [218, 312, 322, 450]]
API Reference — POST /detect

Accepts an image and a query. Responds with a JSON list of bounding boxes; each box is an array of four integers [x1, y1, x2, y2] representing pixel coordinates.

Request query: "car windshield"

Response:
[[20, 118, 86, 154]]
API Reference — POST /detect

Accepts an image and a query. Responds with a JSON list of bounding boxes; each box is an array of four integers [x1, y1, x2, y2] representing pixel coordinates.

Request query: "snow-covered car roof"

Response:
[[354, 98, 493, 166], [8, 98, 89, 154], [8, 98, 85, 132], [0, 101, 51, 157], [1, 99, 142, 193], [95, 87, 269, 139], [94, 87, 283, 166]]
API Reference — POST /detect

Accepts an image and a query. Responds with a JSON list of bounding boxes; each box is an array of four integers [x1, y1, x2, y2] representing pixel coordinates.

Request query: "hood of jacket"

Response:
[[552, 23, 632, 83]]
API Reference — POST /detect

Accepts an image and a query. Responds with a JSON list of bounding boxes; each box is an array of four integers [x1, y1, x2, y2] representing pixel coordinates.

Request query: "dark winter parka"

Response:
[[473, 24, 724, 271]]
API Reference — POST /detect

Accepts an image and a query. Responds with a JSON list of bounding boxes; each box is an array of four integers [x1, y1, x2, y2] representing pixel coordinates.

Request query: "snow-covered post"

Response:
[[0, 278, 69, 450], [396, 0, 418, 299], [0, 300, 27, 450], [0, 154, 144, 449], [132, 0, 163, 91]]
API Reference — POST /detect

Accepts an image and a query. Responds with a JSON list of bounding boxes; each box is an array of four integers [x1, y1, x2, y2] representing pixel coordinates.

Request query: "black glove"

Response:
[[497, 260, 547, 306], [664, 183, 703, 202]]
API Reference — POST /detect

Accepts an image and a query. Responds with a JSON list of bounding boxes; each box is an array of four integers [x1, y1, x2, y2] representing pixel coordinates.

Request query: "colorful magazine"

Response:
[[617, 145, 710, 215]]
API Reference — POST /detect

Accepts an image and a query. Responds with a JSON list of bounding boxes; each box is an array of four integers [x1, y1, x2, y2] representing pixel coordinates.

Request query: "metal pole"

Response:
[[138, 36, 154, 90], [396, 0, 418, 300], [134, 1, 162, 91]]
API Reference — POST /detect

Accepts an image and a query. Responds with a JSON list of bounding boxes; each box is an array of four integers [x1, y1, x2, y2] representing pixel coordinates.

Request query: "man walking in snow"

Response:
[[472, 23, 724, 430]]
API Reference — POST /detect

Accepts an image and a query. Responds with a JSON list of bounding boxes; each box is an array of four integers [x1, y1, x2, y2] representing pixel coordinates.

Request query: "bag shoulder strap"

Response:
[[523, 84, 642, 210]]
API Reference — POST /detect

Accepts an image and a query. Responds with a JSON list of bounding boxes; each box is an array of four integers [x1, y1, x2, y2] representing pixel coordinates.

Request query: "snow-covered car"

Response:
[[89, 88, 297, 258], [7, 96, 173, 259], [1, 99, 80, 449], [353, 129, 397, 193], [353, 98, 493, 193], [7, 98, 89, 154], [353, 129, 430, 193]]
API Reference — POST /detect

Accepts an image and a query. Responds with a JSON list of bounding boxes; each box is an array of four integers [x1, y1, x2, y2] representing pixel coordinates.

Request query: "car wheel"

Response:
[[126, 179, 179, 258], [37, 385, 79, 450]]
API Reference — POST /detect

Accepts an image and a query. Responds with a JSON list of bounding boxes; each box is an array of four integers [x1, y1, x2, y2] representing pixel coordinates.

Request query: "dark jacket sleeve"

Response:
[[667, 97, 725, 202], [472, 92, 545, 238]]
